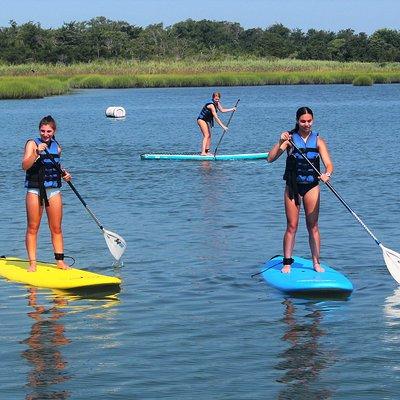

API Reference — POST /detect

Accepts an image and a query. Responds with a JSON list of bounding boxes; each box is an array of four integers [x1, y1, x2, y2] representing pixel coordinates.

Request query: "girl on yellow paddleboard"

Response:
[[22, 115, 72, 272]]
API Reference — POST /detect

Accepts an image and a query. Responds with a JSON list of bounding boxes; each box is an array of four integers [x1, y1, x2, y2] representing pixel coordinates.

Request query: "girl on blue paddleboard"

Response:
[[197, 92, 236, 156], [22, 115, 72, 272], [267, 107, 334, 273]]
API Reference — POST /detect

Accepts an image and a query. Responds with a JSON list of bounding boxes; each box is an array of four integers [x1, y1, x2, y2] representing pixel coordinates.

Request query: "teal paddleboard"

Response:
[[261, 255, 353, 296], [140, 152, 268, 161]]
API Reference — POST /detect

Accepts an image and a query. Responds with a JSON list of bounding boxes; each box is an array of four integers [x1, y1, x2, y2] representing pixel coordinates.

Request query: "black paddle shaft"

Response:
[[289, 138, 380, 245], [43, 148, 104, 231], [213, 98, 240, 157]]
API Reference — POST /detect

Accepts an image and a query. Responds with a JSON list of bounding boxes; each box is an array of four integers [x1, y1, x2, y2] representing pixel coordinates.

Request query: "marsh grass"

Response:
[[0, 76, 70, 99], [2, 58, 400, 76], [1, 58, 400, 99]]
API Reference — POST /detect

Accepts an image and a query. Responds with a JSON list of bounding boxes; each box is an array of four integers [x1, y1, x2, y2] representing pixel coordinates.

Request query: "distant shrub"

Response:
[[352, 75, 373, 86]]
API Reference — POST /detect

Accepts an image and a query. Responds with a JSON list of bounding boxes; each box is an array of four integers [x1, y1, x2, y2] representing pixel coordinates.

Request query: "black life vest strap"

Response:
[[38, 165, 50, 207], [38, 137, 62, 207], [284, 156, 300, 206]]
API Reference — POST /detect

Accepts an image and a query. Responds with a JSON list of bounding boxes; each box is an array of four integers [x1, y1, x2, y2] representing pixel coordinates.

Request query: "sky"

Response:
[[1, 0, 399, 34]]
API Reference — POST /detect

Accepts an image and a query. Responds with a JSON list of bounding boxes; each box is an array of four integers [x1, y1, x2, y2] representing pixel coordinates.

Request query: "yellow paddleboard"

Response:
[[0, 257, 121, 289]]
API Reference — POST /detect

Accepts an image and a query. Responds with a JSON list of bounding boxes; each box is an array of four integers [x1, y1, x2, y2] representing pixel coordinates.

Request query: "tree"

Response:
[[367, 29, 400, 61], [298, 29, 336, 60]]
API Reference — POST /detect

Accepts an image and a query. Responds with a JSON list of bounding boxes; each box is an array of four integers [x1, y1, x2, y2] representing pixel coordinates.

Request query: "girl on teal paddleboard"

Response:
[[197, 92, 236, 156], [267, 107, 334, 274], [22, 115, 72, 272]]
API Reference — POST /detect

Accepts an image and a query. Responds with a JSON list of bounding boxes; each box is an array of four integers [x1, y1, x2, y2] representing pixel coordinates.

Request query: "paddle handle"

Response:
[[43, 148, 104, 231], [214, 98, 240, 157], [289, 139, 381, 245]]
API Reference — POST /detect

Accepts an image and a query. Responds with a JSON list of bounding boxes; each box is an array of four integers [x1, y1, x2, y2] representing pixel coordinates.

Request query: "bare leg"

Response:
[[45, 193, 69, 270], [282, 186, 300, 273], [197, 119, 213, 155], [26, 193, 44, 272], [205, 124, 213, 155], [303, 185, 324, 272]]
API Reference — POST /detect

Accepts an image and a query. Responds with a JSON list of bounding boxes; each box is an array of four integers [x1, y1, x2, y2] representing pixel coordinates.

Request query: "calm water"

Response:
[[1, 84, 400, 399]]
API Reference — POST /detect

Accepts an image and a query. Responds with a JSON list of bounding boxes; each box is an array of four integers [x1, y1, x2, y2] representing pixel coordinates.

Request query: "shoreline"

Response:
[[1, 58, 400, 99]]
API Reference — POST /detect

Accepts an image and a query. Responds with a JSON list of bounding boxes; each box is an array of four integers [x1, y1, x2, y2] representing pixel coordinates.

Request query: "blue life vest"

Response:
[[25, 138, 62, 190], [197, 100, 218, 126], [284, 131, 320, 184]]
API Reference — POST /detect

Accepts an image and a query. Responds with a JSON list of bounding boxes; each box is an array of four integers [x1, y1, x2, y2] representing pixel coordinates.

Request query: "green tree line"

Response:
[[1, 17, 400, 64]]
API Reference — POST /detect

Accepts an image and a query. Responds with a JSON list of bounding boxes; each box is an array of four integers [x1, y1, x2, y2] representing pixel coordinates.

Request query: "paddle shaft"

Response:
[[289, 139, 381, 245], [213, 99, 240, 156], [43, 148, 105, 231]]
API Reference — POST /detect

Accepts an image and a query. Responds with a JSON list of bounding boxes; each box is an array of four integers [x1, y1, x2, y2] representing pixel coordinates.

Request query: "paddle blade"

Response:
[[381, 245, 400, 284], [103, 229, 126, 261]]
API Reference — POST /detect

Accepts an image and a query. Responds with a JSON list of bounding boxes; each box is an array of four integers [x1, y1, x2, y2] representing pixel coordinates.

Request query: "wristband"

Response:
[[325, 172, 331, 177]]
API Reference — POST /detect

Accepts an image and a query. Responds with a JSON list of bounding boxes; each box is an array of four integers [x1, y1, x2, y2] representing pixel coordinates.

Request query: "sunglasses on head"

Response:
[[40, 129, 53, 133]]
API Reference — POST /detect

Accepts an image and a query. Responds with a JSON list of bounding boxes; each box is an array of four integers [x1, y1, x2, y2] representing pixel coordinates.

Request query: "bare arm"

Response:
[[209, 104, 228, 130], [22, 140, 40, 170], [317, 137, 334, 182], [217, 102, 236, 113], [267, 131, 291, 163]]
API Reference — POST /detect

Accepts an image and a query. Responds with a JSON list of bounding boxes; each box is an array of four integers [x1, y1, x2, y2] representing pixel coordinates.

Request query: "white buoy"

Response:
[[105, 106, 126, 118]]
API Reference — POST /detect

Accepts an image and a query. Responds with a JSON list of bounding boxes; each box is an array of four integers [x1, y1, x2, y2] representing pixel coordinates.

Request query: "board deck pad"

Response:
[[140, 152, 269, 161], [0, 257, 121, 290], [261, 255, 353, 296]]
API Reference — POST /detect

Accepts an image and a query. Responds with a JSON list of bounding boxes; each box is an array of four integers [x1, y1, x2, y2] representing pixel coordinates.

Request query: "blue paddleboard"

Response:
[[261, 255, 353, 296]]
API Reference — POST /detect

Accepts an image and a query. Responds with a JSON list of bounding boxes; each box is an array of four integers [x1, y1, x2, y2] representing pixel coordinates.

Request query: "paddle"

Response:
[[289, 138, 400, 284], [213, 98, 240, 157], [43, 148, 126, 261]]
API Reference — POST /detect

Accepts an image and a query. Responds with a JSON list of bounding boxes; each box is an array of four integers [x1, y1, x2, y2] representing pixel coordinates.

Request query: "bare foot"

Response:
[[56, 261, 69, 270], [27, 260, 37, 272], [281, 265, 291, 274], [314, 264, 325, 273]]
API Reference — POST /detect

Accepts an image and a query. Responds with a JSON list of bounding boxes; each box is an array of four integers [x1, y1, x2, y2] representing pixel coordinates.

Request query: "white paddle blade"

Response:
[[381, 245, 400, 284], [103, 229, 126, 261]]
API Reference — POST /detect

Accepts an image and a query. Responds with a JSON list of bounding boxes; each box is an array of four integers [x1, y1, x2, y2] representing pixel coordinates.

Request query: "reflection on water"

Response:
[[199, 160, 213, 175], [21, 287, 120, 400], [50, 288, 120, 315], [384, 287, 400, 327], [275, 299, 335, 400], [21, 288, 71, 400]]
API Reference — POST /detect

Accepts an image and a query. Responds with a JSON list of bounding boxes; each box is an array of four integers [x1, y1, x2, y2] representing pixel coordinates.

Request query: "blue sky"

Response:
[[1, 0, 399, 33]]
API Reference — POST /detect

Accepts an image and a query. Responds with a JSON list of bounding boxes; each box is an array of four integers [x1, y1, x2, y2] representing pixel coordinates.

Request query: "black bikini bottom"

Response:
[[297, 182, 319, 197]]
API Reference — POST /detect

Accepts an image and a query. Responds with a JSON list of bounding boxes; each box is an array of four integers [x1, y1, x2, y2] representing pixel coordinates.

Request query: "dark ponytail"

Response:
[[290, 107, 313, 134]]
